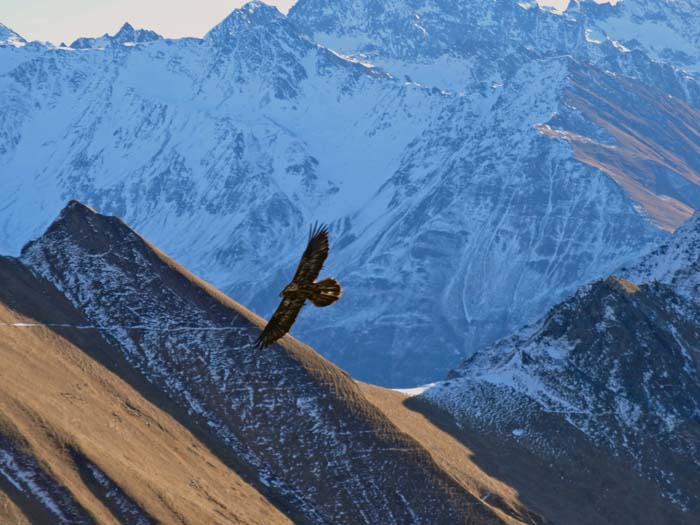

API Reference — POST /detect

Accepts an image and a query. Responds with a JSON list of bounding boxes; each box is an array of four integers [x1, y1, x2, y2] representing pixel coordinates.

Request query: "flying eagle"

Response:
[[255, 223, 342, 349]]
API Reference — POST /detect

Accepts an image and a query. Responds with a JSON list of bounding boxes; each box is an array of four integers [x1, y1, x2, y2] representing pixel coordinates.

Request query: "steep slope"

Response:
[[358, 384, 544, 525], [14, 200, 515, 524], [289, 0, 700, 92], [624, 210, 700, 299], [421, 275, 700, 524], [542, 62, 700, 231], [290, 0, 700, 229], [0, 489, 28, 525], [0, 22, 26, 48], [294, 54, 668, 385], [0, 22, 32, 75], [0, 256, 292, 525]]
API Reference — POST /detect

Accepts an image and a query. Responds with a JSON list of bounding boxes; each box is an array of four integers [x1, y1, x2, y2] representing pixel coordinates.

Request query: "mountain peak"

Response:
[[113, 21, 135, 40], [18, 202, 507, 523], [603, 275, 641, 295], [203, 0, 316, 99], [52, 199, 103, 228], [69, 22, 161, 49], [241, 0, 282, 16], [205, 0, 289, 45], [22, 201, 132, 265], [64, 199, 97, 215], [112, 21, 160, 44], [0, 21, 27, 47]]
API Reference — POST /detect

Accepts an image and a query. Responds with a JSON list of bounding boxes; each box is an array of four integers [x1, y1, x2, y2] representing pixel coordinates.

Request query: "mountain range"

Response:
[[1, 1, 700, 522], [1, 1, 699, 389]]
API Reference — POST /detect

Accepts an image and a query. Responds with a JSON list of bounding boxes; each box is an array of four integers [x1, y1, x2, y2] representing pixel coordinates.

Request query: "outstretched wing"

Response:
[[292, 223, 329, 285], [255, 296, 306, 349]]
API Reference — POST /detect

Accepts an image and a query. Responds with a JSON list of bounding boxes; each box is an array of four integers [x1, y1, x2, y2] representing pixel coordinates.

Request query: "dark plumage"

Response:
[[255, 223, 342, 349]]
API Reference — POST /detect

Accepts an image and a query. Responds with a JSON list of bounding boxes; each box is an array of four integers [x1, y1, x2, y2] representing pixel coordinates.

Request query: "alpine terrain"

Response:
[[1, 1, 700, 387], [418, 211, 700, 524], [1, 201, 545, 525], [2, 199, 697, 522]]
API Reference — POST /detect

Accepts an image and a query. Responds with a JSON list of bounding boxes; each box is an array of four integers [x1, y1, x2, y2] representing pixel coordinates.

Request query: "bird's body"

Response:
[[255, 224, 342, 349]]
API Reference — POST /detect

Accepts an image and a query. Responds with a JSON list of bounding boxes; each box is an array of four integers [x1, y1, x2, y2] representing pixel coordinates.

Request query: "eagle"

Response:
[[255, 223, 342, 349]]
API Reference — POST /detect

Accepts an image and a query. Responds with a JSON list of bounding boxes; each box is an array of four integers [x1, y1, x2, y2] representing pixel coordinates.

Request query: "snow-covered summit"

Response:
[[0, 22, 26, 47], [204, 0, 315, 88], [203, 0, 386, 102], [290, 0, 700, 92], [207, 0, 289, 40], [112, 22, 161, 45], [70, 22, 162, 49]]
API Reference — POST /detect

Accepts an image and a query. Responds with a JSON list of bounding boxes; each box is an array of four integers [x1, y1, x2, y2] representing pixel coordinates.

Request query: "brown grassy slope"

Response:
[[0, 259, 292, 525], [6, 200, 524, 525], [32, 201, 517, 524], [359, 384, 543, 525], [11, 200, 527, 524], [0, 488, 29, 525], [539, 63, 700, 232]]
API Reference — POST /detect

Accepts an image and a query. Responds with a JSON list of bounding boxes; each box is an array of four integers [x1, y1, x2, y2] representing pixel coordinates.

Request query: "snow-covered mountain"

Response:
[[578, 0, 700, 74], [624, 210, 700, 300], [423, 277, 700, 521], [420, 213, 700, 523], [1, 0, 700, 385], [9, 200, 515, 525], [289, 0, 700, 92], [70, 22, 162, 49], [0, 22, 25, 48]]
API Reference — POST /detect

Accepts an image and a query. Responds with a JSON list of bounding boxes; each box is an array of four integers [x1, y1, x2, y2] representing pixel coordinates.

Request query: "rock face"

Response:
[[7, 200, 513, 525], [70, 22, 162, 49], [421, 218, 700, 523], [0, 23, 25, 47], [1, 0, 700, 385]]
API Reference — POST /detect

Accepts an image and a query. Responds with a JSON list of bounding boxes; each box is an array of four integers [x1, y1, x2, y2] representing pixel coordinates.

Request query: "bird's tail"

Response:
[[309, 278, 342, 307]]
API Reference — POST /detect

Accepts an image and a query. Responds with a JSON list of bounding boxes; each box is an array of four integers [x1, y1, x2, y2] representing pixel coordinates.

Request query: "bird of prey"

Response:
[[255, 223, 342, 349]]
